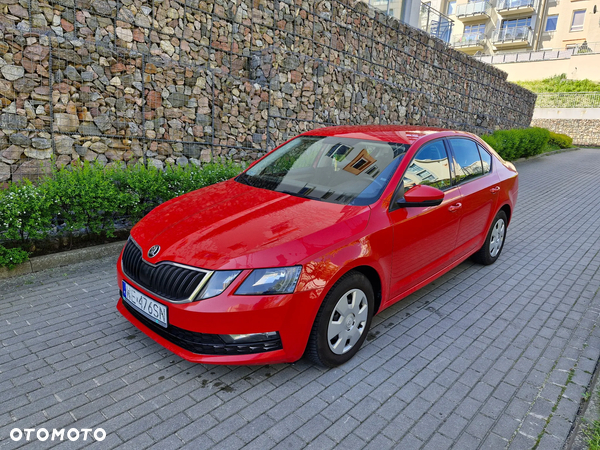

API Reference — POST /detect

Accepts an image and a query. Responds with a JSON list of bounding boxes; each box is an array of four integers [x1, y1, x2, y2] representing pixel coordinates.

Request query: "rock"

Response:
[[147, 158, 164, 170], [12, 159, 52, 182], [89, 142, 108, 153], [9, 133, 30, 146], [55, 154, 71, 168], [61, 18, 75, 32], [54, 135, 74, 154], [1, 65, 24, 81], [201, 149, 211, 162], [116, 27, 133, 43], [31, 138, 51, 149], [78, 122, 100, 135], [74, 145, 87, 157], [24, 148, 52, 159], [176, 156, 188, 167], [23, 44, 50, 62], [13, 78, 37, 93], [147, 91, 161, 109], [54, 113, 79, 132], [0, 145, 23, 162], [8, 4, 28, 18], [168, 93, 188, 107], [160, 40, 175, 56], [105, 149, 123, 160], [0, 113, 27, 129], [93, 0, 112, 16], [64, 65, 82, 82], [96, 154, 108, 165], [0, 80, 14, 98], [93, 115, 112, 132], [0, 162, 10, 181]]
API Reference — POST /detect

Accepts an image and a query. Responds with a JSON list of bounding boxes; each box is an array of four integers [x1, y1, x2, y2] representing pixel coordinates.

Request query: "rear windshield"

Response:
[[236, 136, 410, 205]]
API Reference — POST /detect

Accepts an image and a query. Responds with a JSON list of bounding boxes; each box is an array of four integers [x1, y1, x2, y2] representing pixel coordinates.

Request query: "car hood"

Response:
[[130, 179, 371, 270]]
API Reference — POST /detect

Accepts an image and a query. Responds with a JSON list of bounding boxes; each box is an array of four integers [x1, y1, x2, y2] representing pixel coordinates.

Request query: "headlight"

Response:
[[235, 266, 302, 295], [197, 270, 242, 299]]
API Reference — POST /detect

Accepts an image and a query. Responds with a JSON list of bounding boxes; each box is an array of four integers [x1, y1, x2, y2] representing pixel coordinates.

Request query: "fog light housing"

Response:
[[220, 331, 280, 344]]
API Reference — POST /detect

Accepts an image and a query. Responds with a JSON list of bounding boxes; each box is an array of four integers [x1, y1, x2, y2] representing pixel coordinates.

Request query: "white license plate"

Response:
[[122, 281, 168, 328]]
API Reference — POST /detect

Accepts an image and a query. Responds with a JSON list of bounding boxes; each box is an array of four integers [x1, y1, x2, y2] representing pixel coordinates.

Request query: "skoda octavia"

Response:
[[117, 125, 518, 367]]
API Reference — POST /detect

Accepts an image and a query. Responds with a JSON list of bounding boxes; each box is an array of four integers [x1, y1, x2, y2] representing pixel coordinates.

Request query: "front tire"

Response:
[[472, 210, 508, 265], [305, 271, 374, 367]]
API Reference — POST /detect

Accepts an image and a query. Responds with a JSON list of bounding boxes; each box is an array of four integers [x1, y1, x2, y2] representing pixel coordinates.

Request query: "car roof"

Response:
[[301, 125, 470, 145]]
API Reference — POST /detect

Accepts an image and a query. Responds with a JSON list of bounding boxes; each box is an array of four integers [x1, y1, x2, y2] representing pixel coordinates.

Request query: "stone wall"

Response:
[[531, 118, 600, 147], [0, 0, 536, 182]]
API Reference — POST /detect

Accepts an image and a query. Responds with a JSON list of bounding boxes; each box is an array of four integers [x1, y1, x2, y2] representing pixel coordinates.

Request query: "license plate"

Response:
[[122, 281, 168, 328]]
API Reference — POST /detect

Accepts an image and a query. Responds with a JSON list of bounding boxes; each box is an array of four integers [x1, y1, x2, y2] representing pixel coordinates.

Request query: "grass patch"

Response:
[[515, 74, 600, 93]]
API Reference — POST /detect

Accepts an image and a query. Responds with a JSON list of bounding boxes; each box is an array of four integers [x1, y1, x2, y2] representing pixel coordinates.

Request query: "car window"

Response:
[[238, 136, 411, 205], [449, 138, 483, 184], [478, 145, 492, 174], [403, 140, 452, 192]]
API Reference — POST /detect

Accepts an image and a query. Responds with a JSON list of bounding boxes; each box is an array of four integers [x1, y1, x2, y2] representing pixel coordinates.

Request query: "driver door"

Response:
[[388, 139, 463, 300]]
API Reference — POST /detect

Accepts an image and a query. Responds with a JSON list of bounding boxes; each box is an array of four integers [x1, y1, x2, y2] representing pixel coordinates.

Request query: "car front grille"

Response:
[[122, 301, 283, 355], [121, 239, 209, 302]]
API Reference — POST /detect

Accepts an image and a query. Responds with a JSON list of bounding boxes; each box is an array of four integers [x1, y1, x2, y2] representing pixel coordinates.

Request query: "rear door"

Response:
[[447, 138, 500, 257]]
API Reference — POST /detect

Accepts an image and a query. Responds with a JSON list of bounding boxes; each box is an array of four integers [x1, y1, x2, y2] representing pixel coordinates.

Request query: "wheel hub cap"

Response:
[[327, 288, 369, 355]]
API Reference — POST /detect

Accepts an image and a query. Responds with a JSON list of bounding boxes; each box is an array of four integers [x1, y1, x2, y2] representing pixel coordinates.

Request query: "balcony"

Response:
[[493, 26, 534, 49], [455, 1, 493, 22], [451, 33, 489, 53], [496, 0, 536, 17]]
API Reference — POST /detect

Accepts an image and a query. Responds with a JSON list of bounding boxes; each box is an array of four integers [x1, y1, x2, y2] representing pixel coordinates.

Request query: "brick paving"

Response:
[[1, 148, 600, 449]]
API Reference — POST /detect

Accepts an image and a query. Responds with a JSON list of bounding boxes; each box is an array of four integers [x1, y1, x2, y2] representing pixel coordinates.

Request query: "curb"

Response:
[[0, 241, 126, 280]]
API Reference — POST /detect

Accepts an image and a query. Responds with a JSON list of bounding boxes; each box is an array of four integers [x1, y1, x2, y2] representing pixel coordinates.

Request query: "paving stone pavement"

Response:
[[1, 148, 600, 450]]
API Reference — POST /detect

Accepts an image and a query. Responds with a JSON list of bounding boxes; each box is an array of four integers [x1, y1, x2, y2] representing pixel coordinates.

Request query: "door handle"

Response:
[[490, 186, 501, 194], [448, 203, 462, 212]]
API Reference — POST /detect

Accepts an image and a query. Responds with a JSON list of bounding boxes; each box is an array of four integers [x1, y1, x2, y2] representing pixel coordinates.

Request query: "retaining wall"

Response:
[[0, 0, 536, 182], [531, 118, 600, 146]]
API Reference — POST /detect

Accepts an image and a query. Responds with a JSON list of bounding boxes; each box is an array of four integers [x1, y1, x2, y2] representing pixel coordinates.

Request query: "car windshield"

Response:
[[236, 136, 410, 205]]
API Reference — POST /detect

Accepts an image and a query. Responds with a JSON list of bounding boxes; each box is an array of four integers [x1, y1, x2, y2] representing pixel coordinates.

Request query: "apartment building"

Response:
[[369, 0, 600, 56]]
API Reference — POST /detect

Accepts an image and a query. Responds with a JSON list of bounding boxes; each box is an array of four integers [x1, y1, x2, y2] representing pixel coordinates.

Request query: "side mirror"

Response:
[[397, 185, 444, 208]]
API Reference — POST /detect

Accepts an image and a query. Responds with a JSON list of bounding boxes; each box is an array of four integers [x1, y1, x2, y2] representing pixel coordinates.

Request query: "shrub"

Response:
[[0, 180, 53, 243], [0, 245, 29, 269], [548, 131, 573, 149], [45, 162, 128, 238], [0, 160, 243, 269], [481, 127, 550, 160]]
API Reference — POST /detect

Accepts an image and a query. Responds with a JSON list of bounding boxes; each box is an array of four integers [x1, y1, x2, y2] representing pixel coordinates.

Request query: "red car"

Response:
[[117, 125, 518, 367]]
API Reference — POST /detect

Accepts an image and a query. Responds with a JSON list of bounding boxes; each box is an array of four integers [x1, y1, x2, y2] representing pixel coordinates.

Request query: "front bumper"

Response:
[[116, 264, 323, 365]]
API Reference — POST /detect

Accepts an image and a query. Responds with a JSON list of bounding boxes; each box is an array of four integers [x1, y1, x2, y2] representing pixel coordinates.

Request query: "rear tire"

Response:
[[305, 271, 374, 368], [472, 210, 508, 265]]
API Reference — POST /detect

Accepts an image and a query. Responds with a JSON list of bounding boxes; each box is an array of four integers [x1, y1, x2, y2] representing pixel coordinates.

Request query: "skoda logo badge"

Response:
[[148, 245, 161, 258]]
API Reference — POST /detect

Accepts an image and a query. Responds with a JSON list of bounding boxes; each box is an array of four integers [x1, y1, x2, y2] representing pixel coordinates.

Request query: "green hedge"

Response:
[[548, 131, 573, 149], [480, 127, 550, 160], [0, 161, 242, 269]]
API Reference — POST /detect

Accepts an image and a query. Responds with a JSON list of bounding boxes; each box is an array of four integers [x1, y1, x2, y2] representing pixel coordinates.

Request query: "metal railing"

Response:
[[455, 1, 493, 17], [496, 0, 535, 10], [476, 41, 600, 63], [451, 32, 488, 47], [493, 26, 533, 44], [419, 2, 454, 43], [535, 92, 600, 108]]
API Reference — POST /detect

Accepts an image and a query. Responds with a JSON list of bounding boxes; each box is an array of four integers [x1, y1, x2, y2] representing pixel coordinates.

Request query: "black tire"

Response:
[[305, 271, 374, 368], [472, 210, 508, 265]]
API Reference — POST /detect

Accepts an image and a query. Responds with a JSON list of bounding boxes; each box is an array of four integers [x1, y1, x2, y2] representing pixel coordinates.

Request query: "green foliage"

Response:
[[515, 74, 600, 93], [45, 162, 127, 237], [0, 245, 29, 270], [548, 131, 573, 149], [0, 180, 53, 243], [481, 127, 550, 161], [0, 161, 243, 268]]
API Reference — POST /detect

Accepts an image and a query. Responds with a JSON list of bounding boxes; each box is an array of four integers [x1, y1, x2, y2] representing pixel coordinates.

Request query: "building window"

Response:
[[570, 10, 585, 31], [501, 17, 532, 29], [447, 1, 456, 14], [464, 23, 486, 34], [545, 15, 558, 31]]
